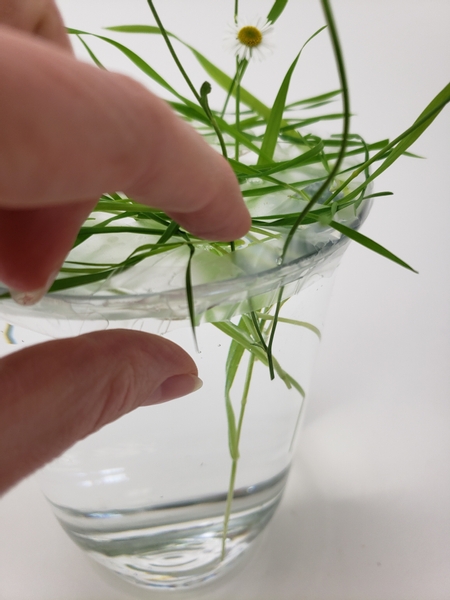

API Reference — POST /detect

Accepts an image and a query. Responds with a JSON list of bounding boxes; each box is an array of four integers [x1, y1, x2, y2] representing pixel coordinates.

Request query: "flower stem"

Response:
[[146, 0, 229, 159], [145, 0, 201, 104], [280, 0, 350, 264], [235, 57, 241, 160], [200, 82, 229, 159]]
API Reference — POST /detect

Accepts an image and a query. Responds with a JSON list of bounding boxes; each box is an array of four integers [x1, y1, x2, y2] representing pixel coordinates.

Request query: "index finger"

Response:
[[0, 0, 72, 50], [0, 29, 250, 294], [0, 28, 250, 237]]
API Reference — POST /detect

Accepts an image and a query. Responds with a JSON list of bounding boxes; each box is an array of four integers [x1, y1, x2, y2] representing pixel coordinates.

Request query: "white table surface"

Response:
[[1, 1, 449, 598]]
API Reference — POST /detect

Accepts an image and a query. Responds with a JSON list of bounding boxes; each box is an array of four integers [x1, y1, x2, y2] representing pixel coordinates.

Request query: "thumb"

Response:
[[0, 329, 201, 494]]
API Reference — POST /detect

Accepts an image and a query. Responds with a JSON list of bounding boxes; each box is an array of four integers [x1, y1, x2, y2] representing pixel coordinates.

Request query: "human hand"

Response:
[[0, 0, 250, 494]]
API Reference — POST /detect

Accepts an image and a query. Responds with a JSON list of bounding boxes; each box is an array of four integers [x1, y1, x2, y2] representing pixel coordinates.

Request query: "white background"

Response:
[[1, 0, 449, 598]]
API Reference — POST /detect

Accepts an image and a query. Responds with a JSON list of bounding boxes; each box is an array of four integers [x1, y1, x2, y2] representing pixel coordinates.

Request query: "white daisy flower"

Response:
[[228, 17, 274, 61]]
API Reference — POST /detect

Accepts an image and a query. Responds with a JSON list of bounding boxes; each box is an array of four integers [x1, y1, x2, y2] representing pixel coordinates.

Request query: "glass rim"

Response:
[[0, 201, 371, 324]]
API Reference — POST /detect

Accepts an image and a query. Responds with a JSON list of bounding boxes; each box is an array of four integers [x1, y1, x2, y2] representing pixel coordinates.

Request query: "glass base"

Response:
[[48, 470, 287, 589]]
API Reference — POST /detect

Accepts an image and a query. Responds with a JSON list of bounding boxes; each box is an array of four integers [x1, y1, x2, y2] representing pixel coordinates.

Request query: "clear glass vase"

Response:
[[0, 213, 369, 589], [0, 0, 373, 590]]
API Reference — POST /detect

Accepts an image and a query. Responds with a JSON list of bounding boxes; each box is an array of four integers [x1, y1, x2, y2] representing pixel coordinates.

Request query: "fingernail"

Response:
[[145, 374, 203, 406], [10, 286, 49, 306], [9, 271, 58, 306]]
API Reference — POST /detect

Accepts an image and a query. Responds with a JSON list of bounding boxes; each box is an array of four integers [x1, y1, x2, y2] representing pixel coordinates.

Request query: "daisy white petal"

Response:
[[227, 17, 274, 61]]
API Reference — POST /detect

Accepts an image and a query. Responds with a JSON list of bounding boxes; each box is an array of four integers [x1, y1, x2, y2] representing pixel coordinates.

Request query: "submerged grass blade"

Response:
[[272, 356, 305, 397], [214, 319, 304, 395], [214, 321, 267, 363], [184, 241, 198, 351], [247, 312, 275, 379], [224, 338, 245, 458], [221, 353, 255, 560], [255, 313, 322, 339]]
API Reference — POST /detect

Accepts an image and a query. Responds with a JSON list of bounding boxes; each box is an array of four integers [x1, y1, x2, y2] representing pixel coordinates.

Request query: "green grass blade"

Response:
[[105, 24, 273, 120], [106, 25, 161, 33], [258, 141, 324, 175], [258, 26, 326, 164], [214, 319, 303, 395], [228, 158, 313, 201], [246, 312, 274, 379], [184, 241, 198, 351], [221, 352, 256, 560], [280, 112, 347, 131], [67, 28, 197, 107], [189, 48, 271, 119], [225, 390, 238, 460], [48, 270, 116, 292], [170, 101, 268, 158], [329, 220, 418, 272], [257, 50, 302, 164], [76, 225, 169, 237], [216, 117, 269, 158], [214, 322, 267, 363], [267, 0, 289, 24], [279, 0, 352, 263], [255, 314, 322, 339], [368, 83, 450, 181], [155, 219, 180, 245], [241, 180, 315, 198], [324, 84, 450, 207], [145, 0, 202, 105], [272, 357, 306, 397], [168, 101, 211, 126], [75, 34, 106, 69], [225, 336, 246, 395], [285, 89, 341, 109], [224, 337, 246, 458]]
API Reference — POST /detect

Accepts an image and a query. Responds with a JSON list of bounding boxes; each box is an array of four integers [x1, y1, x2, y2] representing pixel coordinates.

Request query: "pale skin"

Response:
[[0, 0, 251, 494]]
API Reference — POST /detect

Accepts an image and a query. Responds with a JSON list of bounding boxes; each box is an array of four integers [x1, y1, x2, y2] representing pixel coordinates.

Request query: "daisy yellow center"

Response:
[[237, 26, 263, 48]]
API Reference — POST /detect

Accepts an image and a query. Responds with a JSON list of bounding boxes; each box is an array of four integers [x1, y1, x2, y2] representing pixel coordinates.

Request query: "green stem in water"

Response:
[[221, 352, 255, 560], [267, 287, 284, 376], [250, 311, 274, 379]]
